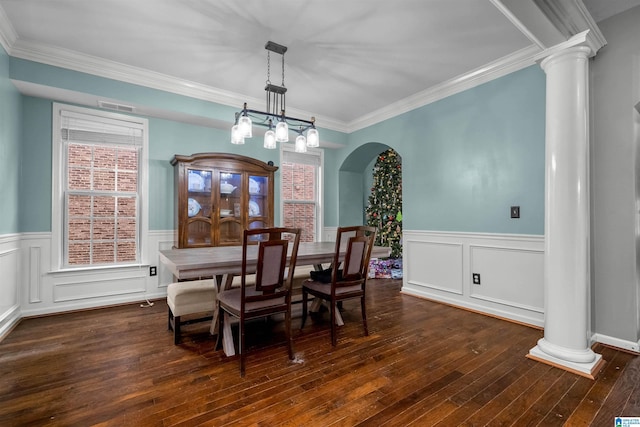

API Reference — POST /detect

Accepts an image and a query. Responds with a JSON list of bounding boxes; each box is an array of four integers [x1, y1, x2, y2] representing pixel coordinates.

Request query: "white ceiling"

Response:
[[0, 0, 638, 133]]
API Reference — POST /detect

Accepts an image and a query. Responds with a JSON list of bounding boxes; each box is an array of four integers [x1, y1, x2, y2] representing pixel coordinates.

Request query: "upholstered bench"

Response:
[[167, 279, 217, 344]]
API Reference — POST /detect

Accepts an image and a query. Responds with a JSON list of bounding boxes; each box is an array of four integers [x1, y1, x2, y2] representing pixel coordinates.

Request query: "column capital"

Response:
[[534, 30, 597, 65], [540, 45, 591, 72]]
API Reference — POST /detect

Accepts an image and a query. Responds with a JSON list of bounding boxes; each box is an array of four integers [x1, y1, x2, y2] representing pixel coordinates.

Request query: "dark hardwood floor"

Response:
[[1, 279, 638, 426]]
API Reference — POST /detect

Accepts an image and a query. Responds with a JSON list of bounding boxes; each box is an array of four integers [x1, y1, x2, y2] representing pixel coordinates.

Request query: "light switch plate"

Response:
[[510, 206, 520, 218]]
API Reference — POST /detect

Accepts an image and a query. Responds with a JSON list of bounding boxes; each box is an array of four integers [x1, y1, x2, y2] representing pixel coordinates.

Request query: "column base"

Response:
[[527, 344, 605, 379]]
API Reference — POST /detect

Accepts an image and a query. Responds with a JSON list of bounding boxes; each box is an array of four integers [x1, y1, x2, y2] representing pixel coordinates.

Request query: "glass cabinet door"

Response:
[[185, 168, 212, 246], [185, 169, 213, 246], [248, 175, 268, 219], [219, 172, 242, 245]]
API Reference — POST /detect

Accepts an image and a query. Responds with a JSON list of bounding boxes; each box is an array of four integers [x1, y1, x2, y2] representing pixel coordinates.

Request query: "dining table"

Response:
[[159, 241, 391, 356]]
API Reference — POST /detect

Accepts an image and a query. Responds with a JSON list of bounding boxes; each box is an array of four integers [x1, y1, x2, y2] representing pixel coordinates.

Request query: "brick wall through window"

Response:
[[281, 161, 317, 242], [66, 143, 139, 265]]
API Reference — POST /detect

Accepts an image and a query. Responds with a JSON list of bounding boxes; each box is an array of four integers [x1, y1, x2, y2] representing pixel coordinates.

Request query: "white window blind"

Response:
[[61, 110, 144, 147]]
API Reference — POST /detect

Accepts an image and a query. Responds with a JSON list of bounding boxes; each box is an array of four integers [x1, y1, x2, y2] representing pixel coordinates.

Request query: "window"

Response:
[[52, 104, 148, 269], [280, 147, 322, 242]]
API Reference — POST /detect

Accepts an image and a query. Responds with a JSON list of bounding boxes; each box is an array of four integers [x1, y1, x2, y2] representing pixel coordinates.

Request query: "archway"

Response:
[[338, 142, 402, 233]]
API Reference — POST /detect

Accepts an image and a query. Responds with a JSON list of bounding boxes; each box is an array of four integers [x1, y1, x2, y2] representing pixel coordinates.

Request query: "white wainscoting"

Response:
[[0, 234, 21, 339], [5, 231, 175, 320], [402, 230, 545, 327]]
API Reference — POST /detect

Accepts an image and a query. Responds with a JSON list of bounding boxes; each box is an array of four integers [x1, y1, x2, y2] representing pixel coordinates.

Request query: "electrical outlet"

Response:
[[472, 273, 481, 285], [149, 266, 157, 276], [511, 206, 520, 219]]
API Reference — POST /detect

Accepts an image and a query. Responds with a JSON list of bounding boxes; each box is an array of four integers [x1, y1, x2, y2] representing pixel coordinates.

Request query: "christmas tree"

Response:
[[365, 149, 402, 258]]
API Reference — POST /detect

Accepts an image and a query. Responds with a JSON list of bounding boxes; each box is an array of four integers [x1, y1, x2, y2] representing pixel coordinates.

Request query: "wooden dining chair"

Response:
[[216, 227, 301, 376], [300, 225, 377, 346]]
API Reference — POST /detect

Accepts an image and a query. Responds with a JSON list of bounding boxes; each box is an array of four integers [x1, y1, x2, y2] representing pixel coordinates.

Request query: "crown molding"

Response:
[[347, 44, 541, 133], [4, 35, 543, 137], [4, 24, 561, 137], [11, 39, 245, 103], [0, 4, 17, 54], [8, 38, 543, 137], [534, 0, 606, 55]]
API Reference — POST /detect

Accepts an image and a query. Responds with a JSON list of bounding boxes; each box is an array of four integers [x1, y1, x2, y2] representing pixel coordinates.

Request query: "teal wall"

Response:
[[19, 97, 51, 232], [330, 65, 546, 235], [8, 56, 545, 237], [0, 45, 21, 234]]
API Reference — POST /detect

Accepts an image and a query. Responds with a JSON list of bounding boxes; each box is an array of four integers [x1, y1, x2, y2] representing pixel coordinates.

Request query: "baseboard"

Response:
[[591, 332, 640, 354], [0, 304, 21, 342], [20, 291, 167, 318], [401, 287, 544, 328]]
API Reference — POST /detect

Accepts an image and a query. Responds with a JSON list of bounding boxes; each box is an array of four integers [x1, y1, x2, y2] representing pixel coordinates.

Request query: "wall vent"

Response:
[[98, 101, 135, 113]]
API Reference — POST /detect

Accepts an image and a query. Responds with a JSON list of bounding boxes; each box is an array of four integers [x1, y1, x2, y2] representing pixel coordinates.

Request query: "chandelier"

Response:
[[231, 41, 319, 153]]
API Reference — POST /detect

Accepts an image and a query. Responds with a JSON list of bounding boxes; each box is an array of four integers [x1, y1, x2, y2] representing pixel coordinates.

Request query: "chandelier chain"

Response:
[[266, 51, 271, 86], [281, 53, 285, 87]]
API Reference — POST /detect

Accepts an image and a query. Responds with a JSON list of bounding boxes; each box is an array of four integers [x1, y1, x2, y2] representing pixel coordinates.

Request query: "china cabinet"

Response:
[[171, 153, 277, 248]]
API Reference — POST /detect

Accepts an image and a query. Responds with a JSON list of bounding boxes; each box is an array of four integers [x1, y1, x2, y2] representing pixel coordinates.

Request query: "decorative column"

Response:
[[527, 46, 604, 378]]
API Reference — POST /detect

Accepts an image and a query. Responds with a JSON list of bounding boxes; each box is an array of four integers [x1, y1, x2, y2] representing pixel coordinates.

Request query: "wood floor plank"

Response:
[[0, 279, 638, 426]]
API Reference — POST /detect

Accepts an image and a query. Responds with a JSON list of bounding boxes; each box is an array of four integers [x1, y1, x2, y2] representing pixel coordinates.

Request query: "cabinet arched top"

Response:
[[171, 152, 278, 173]]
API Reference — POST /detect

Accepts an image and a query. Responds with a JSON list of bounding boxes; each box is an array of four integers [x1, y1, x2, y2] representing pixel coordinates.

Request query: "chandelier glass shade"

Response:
[[231, 124, 244, 145], [264, 123, 276, 149], [295, 134, 307, 153], [230, 41, 319, 150]]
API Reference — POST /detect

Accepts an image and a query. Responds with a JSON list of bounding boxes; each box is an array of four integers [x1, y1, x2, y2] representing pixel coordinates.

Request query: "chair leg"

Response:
[[168, 308, 173, 331], [240, 320, 246, 377], [330, 299, 337, 347], [285, 308, 294, 360], [300, 289, 308, 329], [174, 315, 181, 345], [361, 296, 369, 336]]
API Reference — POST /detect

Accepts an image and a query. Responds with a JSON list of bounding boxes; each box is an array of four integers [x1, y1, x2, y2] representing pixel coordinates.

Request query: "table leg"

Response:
[[222, 312, 235, 357], [333, 304, 344, 326], [209, 306, 219, 336], [309, 299, 344, 326], [209, 274, 236, 356], [209, 275, 221, 336]]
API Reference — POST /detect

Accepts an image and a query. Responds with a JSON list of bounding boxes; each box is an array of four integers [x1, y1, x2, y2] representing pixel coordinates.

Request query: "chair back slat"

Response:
[[241, 227, 301, 305], [255, 240, 288, 293], [344, 237, 366, 278]]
